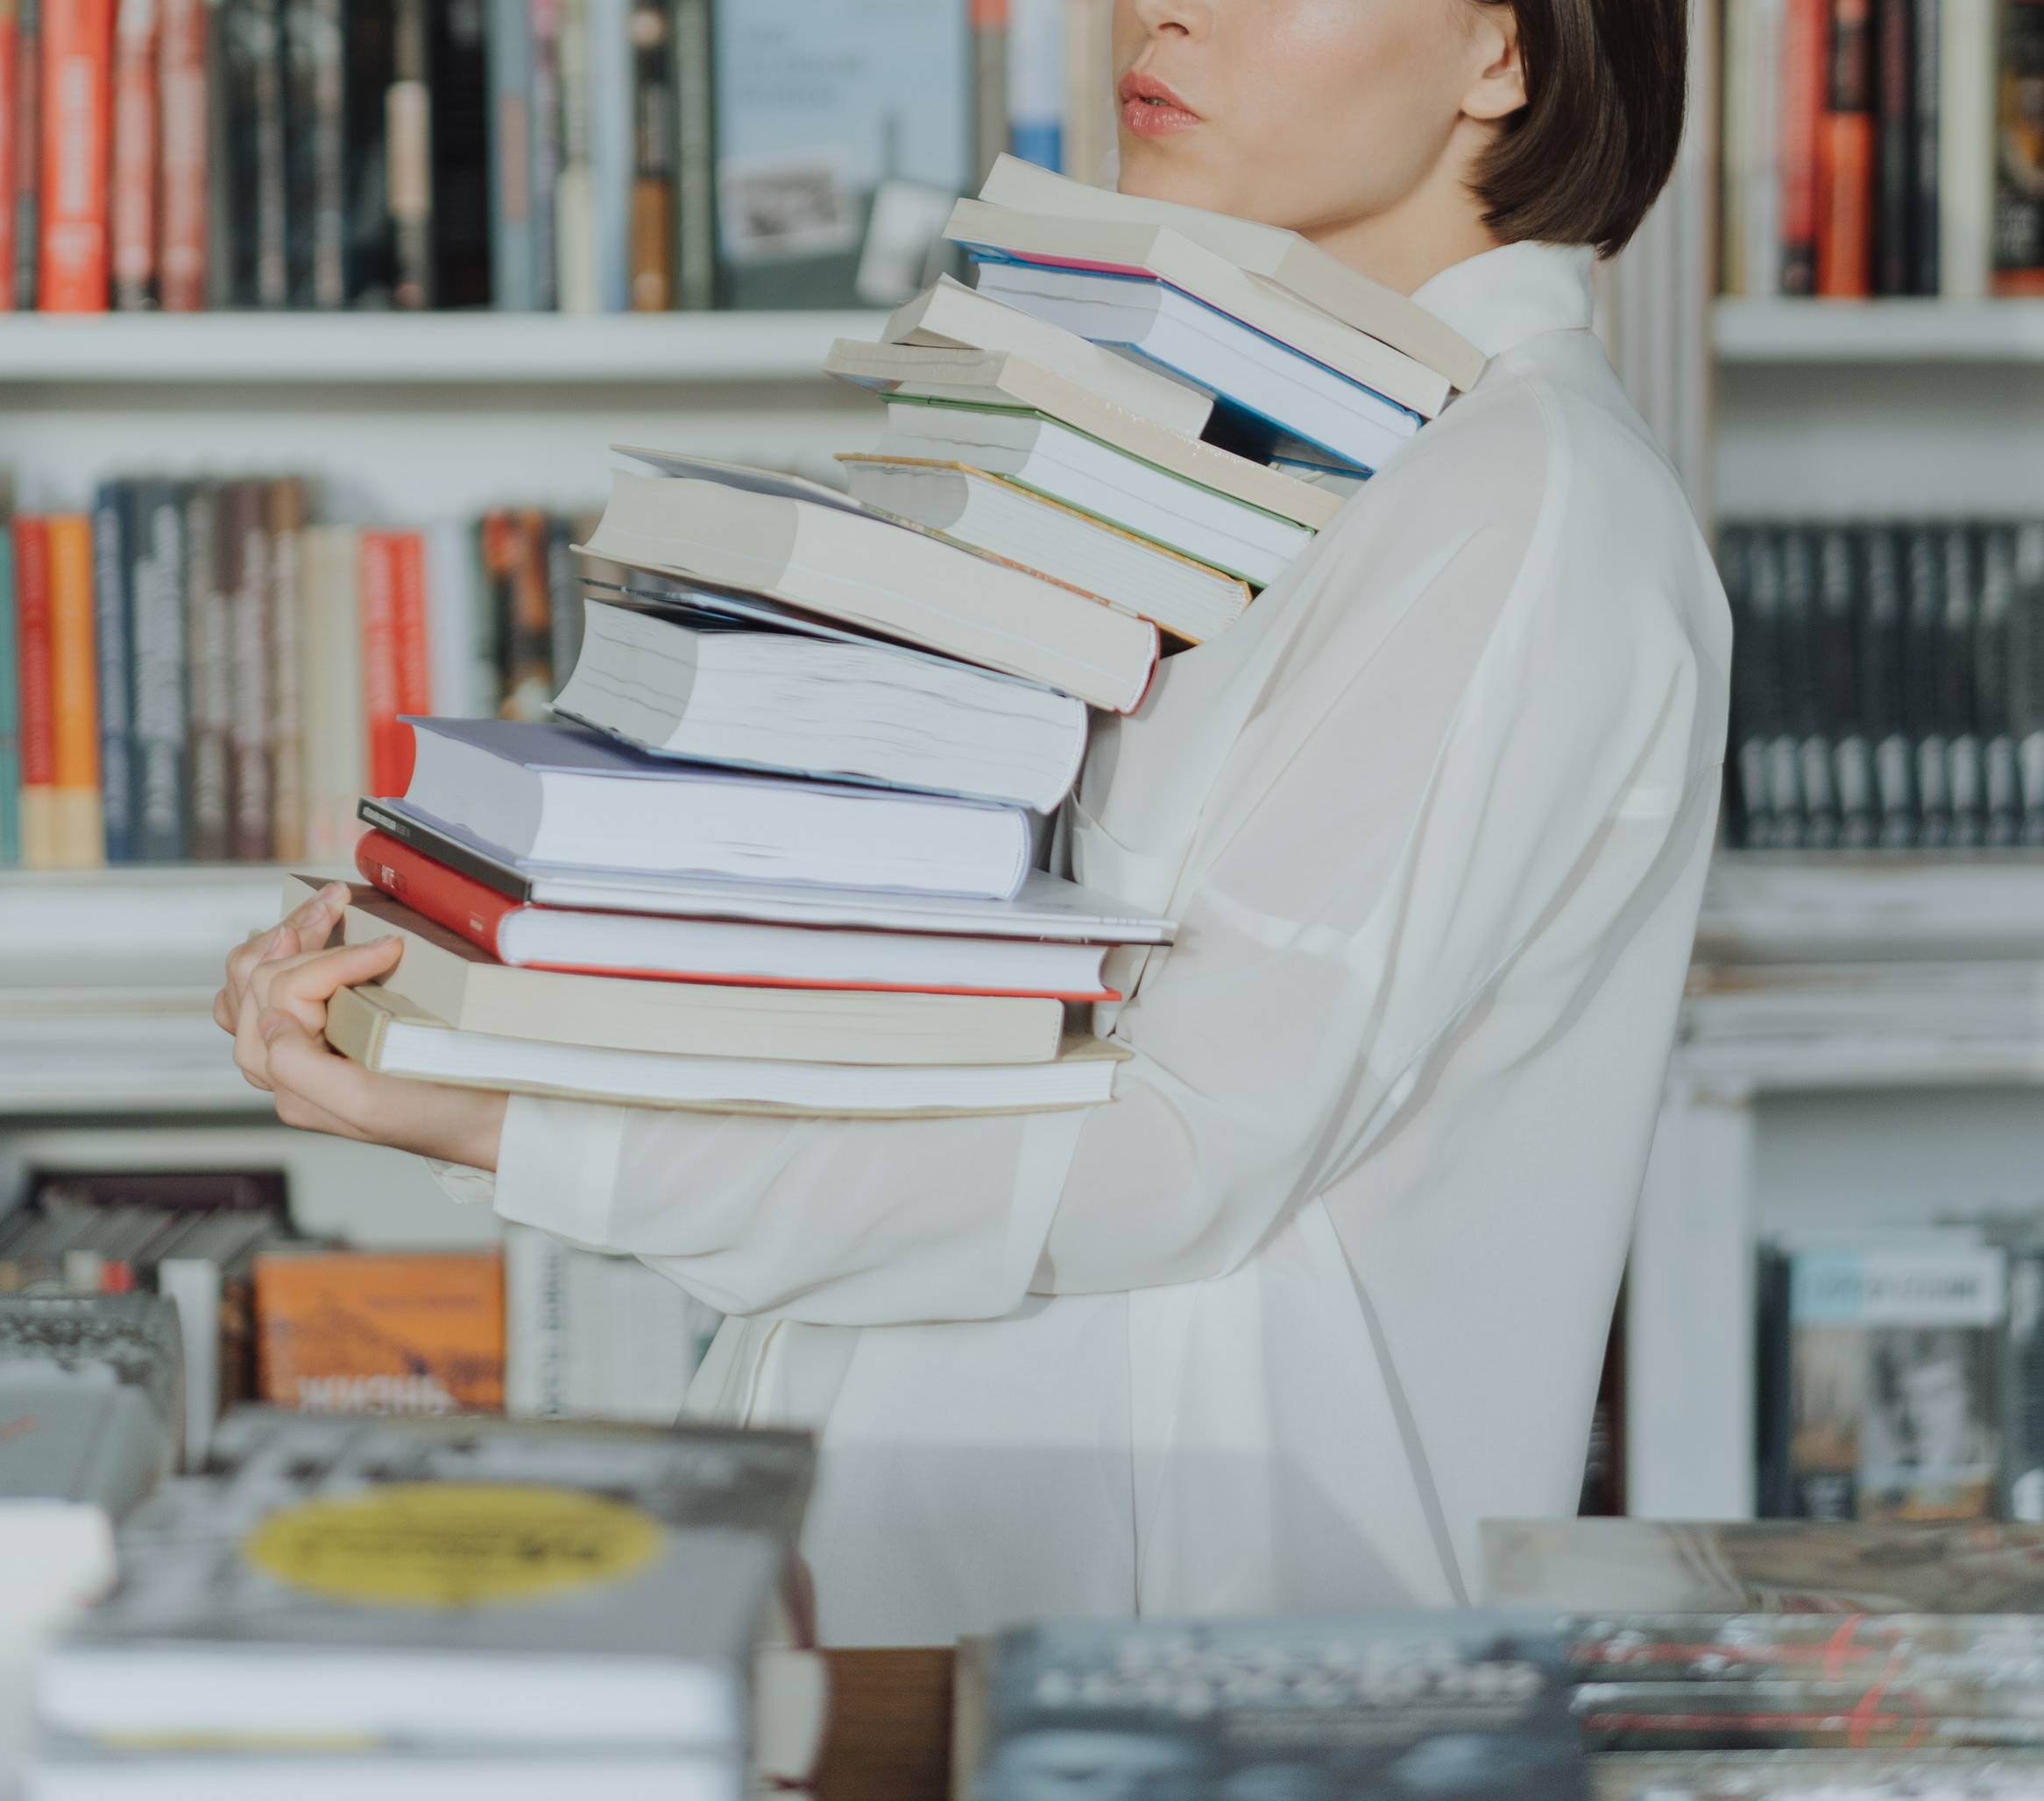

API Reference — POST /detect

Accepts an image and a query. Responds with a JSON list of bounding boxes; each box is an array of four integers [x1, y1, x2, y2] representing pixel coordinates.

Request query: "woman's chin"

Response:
[[1113, 139, 1228, 209]]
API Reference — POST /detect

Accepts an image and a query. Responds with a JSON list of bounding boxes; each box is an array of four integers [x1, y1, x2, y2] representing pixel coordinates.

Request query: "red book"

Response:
[[156, 0, 206, 311], [1779, 0, 1828, 294], [39, 0, 113, 312], [1815, 0, 1875, 297], [389, 530, 431, 795], [110, 0, 157, 308], [13, 517, 54, 866], [357, 530, 404, 798], [0, 3, 18, 310]]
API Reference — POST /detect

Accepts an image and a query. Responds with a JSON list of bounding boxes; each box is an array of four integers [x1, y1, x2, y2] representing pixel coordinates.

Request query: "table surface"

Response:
[[817, 1648, 957, 1801]]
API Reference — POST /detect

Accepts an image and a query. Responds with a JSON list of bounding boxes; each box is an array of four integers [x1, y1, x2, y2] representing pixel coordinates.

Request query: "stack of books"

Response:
[[319, 159, 1481, 1117], [27, 1409, 817, 1801]]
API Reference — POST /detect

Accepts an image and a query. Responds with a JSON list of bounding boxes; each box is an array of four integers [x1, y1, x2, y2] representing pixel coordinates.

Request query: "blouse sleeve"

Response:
[[477, 428, 1704, 1327]]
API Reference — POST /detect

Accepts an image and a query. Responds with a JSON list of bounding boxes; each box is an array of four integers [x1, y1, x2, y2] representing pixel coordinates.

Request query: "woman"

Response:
[[218, 0, 1727, 1644]]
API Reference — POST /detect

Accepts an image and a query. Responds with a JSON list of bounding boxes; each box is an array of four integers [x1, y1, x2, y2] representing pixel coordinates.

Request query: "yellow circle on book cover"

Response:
[[242, 1484, 667, 1607]]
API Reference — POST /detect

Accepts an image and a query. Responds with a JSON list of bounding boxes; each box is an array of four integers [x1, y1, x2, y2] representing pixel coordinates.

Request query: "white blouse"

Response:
[[448, 241, 1730, 1646]]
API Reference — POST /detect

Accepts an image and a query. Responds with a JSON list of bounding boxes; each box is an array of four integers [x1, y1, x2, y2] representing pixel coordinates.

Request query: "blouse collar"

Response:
[[1409, 241, 1597, 361]]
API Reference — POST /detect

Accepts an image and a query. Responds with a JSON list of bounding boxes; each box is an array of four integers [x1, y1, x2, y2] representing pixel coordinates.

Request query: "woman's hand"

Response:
[[215, 883, 507, 1171]]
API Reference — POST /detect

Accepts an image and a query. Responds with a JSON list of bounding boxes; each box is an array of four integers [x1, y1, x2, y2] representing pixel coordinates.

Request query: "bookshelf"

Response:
[[1715, 298, 2044, 363]]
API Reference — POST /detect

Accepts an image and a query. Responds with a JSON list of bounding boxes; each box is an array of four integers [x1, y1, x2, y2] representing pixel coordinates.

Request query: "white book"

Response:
[[587, 0, 633, 312], [885, 273, 1214, 435], [880, 399, 1311, 588], [400, 717, 1036, 900], [838, 454, 1253, 641], [554, 593, 1090, 811], [1744, 0, 1786, 299], [974, 152, 1486, 391], [1941, 0, 1998, 300], [329, 983, 1128, 1118], [423, 519, 485, 722], [969, 256, 1423, 474], [296, 526, 366, 865], [580, 465, 1163, 711]]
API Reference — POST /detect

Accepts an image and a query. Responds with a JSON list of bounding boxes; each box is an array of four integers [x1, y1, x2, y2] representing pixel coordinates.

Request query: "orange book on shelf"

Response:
[[157, 0, 207, 311], [39, 0, 113, 312], [0, 0, 18, 311], [109, 0, 158, 308], [13, 517, 54, 866], [43, 513, 102, 867], [358, 529, 404, 798], [390, 529, 432, 795], [254, 1248, 506, 1416], [1815, 0, 1875, 296]]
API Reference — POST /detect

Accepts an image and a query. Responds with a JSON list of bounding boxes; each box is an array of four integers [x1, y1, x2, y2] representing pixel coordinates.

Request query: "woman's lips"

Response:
[[1118, 69, 1202, 138]]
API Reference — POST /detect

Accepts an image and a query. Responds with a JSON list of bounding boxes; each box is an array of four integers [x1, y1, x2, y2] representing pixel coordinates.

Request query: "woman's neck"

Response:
[[1298, 148, 1505, 296]]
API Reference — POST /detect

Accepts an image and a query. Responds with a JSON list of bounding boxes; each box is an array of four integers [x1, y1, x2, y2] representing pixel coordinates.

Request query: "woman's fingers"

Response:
[[262, 1010, 385, 1141], [220, 884, 350, 1021], [265, 936, 405, 1008]]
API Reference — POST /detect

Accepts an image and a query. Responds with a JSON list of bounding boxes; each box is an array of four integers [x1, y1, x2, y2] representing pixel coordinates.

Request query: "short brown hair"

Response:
[[1470, 0, 1688, 258]]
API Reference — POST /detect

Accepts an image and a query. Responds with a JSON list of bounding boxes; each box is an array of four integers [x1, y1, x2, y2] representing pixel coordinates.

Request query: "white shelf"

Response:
[[0, 311, 887, 385], [1715, 298, 2044, 364]]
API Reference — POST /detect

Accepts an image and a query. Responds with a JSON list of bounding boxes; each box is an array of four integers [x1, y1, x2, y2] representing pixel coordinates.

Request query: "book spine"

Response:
[[1994, 0, 2044, 293], [11, 518, 49, 865], [1941, 0, 1997, 294], [0, 520, 18, 863], [668, 0, 710, 308], [1912, 0, 1941, 291], [355, 827, 516, 956], [267, 479, 305, 862], [11, 0, 36, 307], [1780, 526, 1834, 848], [1780, 0, 1829, 292], [1721, 529, 1772, 847], [131, 480, 186, 861], [553, 0, 591, 310], [356, 794, 530, 897], [89, 482, 134, 862], [156, 0, 204, 309], [1817, 526, 1874, 848], [283, 0, 347, 308], [1859, 524, 1916, 847], [429, 0, 490, 307], [387, 0, 432, 307], [1871, 0, 1913, 294], [544, 512, 579, 688], [45, 514, 102, 867], [486, 0, 533, 308], [358, 528, 403, 795], [227, 481, 272, 861], [1942, 524, 1984, 846], [1722, 0, 1752, 295], [0, 1, 16, 310], [587, 0, 628, 308], [2019, 524, 2044, 847], [625, 0, 668, 309], [39, 0, 112, 311], [252, 0, 289, 305], [391, 527, 429, 793], [503, 1224, 571, 1417], [972, 0, 1008, 189], [528, 0, 560, 310], [185, 484, 230, 861], [1980, 526, 2019, 848], [216, 0, 280, 306], [503, 508, 553, 718], [1008, 0, 1063, 172], [300, 523, 365, 859], [110, 0, 156, 309], [1904, 524, 1951, 848], [1816, 0, 1876, 295]]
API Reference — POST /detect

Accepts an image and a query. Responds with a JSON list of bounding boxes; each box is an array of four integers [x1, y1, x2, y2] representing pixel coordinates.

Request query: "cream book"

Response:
[[881, 274, 1214, 437], [324, 983, 1128, 1118], [950, 198, 1461, 421], [974, 152, 1487, 392], [285, 878, 1067, 1066], [838, 454, 1253, 643], [578, 468, 1161, 712]]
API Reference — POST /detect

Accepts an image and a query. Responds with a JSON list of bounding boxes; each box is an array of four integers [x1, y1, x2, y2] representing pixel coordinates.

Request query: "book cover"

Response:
[[11, 0, 37, 307], [185, 482, 231, 862], [1778, 526, 1834, 848], [1904, 524, 1951, 848], [341, 0, 393, 303], [0, 0, 16, 309], [1913, 0, 1941, 293], [281, 0, 347, 308], [626, 0, 671, 309], [430, 0, 489, 307], [39, 0, 111, 311], [668, 0, 712, 309], [129, 479, 186, 862], [1978, 526, 2019, 848], [109, 0, 156, 309], [219, 0, 287, 307], [1872, 0, 1913, 293], [45, 513, 103, 867], [1993, 0, 2044, 292], [974, 1617, 1589, 1801], [1941, 524, 1984, 848], [297, 522, 365, 860], [88, 482, 134, 862], [1816, 0, 1876, 296], [1781, 0, 1828, 292], [484, 0, 533, 309], [358, 528, 404, 795], [226, 481, 272, 862], [390, 526, 430, 791], [1815, 526, 1871, 847], [711, 0, 971, 309], [13, 515, 53, 865], [266, 479, 305, 862], [499, 509, 553, 720], [254, 1249, 505, 1415], [1858, 524, 1916, 849], [0, 518, 18, 862], [156, 0, 206, 310], [386, 0, 432, 307]]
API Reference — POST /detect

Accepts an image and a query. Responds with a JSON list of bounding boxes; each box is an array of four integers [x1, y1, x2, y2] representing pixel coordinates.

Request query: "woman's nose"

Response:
[[1128, 0, 1214, 42]]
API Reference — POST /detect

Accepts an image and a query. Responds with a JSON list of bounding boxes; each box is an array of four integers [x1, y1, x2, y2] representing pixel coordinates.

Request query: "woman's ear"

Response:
[[1462, 3, 1528, 124]]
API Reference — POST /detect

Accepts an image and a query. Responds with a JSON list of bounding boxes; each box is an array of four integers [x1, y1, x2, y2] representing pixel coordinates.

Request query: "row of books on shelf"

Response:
[[0, 0, 1113, 317], [0, 1168, 721, 1473], [1722, 517, 2044, 851], [0, 482, 619, 871], [303, 159, 1482, 1117], [1719, 0, 2044, 299]]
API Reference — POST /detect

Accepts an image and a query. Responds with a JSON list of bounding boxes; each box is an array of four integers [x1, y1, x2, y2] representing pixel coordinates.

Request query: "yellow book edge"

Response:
[[322, 982, 1129, 1120]]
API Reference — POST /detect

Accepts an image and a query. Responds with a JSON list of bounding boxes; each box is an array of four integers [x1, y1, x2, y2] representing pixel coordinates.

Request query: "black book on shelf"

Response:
[[1720, 527, 1775, 850], [130, 481, 189, 865], [90, 484, 138, 866], [1978, 526, 2019, 848], [528, 0, 562, 312], [1873, 0, 1914, 295], [1941, 525, 1985, 848], [184, 483, 233, 863], [2012, 523, 2044, 846], [281, 0, 348, 309], [430, 0, 492, 309], [1779, 526, 1836, 849], [671, 0, 716, 311], [1750, 528, 1806, 849], [216, 0, 289, 308], [1816, 525, 1873, 847], [342, 0, 395, 305], [1912, 0, 1942, 293], [545, 514, 582, 690], [1858, 523, 1916, 849], [1903, 524, 1952, 848], [1754, 1242, 1793, 1519]]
